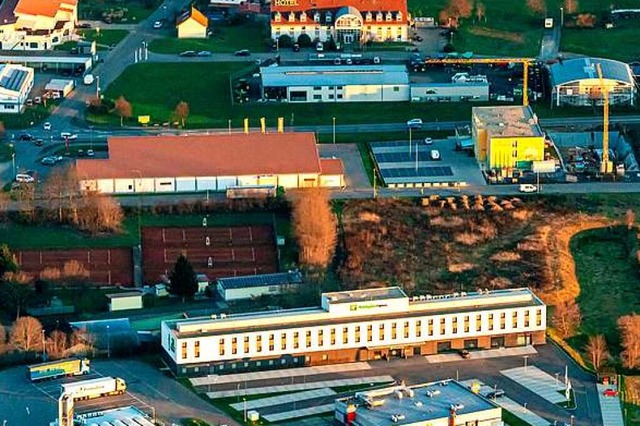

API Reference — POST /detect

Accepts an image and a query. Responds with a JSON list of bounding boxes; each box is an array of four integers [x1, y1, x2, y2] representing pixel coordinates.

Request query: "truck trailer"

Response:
[[28, 358, 91, 382], [61, 376, 127, 400]]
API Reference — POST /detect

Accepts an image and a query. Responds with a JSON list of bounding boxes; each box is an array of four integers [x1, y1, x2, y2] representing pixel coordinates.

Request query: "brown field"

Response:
[[16, 248, 133, 286], [142, 225, 278, 284], [467, 27, 525, 43], [338, 196, 613, 302]]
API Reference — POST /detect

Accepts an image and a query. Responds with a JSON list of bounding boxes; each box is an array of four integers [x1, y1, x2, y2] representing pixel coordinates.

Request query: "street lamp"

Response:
[[132, 169, 143, 246], [408, 126, 412, 155], [560, 7, 564, 27], [41, 329, 46, 360], [11, 150, 15, 177], [555, 372, 559, 390], [243, 397, 247, 422], [96, 75, 100, 99], [106, 325, 110, 358], [332, 117, 336, 145]]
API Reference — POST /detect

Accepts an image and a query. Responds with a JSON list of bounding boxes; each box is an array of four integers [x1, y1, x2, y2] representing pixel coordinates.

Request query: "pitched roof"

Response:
[[14, 0, 77, 18], [320, 158, 344, 175], [271, 0, 407, 13], [550, 57, 635, 87], [76, 133, 323, 180], [176, 6, 208, 27]]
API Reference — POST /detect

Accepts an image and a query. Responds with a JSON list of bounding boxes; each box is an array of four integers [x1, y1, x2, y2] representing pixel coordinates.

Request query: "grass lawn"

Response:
[[0, 143, 15, 162], [562, 22, 640, 62], [79, 0, 161, 23], [57, 29, 129, 51], [0, 104, 54, 129], [571, 226, 640, 352], [97, 62, 637, 129], [148, 24, 269, 54]]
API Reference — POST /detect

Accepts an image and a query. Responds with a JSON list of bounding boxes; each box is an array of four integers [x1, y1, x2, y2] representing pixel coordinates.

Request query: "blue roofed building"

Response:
[[0, 63, 33, 113], [549, 57, 636, 107], [216, 269, 304, 301], [335, 379, 502, 426], [261, 64, 409, 103]]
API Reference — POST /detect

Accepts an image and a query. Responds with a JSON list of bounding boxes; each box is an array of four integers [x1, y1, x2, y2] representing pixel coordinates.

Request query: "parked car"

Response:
[[450, 403, 465, 411], [40, 156, 56, 165], [179, 51, 197, 57], [19, 133, 34, 141], [87, 149, 95, 157], [292, 43, 300, 52], [76, 149, 85, 157], [519, 183, 538, 193], [406, 118, 423, 129], [426, 389, 441, 397], [15, 173, 35, 183], [486, 389, 505, 399], [315, 42, 324, 52], [35, 139, 44, 146], [153, 20, 163, 29], [430, 149, 441, 161], [43, 122, 51, 131], [196, 50, 212, 57], [78, 22, 92, 29], [603, 389, 619, 397], [234, 49, 251, 56], [424, 137, 433, 145], [458, 349, 470, 359], [60, 132, 77, 140]]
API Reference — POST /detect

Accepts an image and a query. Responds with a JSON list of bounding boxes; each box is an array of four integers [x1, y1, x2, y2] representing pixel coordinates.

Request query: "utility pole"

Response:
[[408, 127, 412, 155], [332, 117, 336, 144], [373, 168, 377, 199]]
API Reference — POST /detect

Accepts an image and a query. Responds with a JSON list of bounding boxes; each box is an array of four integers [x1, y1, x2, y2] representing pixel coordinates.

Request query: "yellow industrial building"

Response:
[[472, 106, 545, 171]]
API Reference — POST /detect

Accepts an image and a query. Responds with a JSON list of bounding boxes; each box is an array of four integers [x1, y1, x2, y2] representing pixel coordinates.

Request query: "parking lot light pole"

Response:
[[106, 325, 110, 358], [11, 150, 15, 177], [243, 397, 247, 422], [332, 117, 336, 144], [41, 329, 46, 360], [409, 127, 412, 155]]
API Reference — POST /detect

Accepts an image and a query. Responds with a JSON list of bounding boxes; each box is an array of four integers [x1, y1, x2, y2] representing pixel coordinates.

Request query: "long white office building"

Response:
[[161, 287, 546, 376]]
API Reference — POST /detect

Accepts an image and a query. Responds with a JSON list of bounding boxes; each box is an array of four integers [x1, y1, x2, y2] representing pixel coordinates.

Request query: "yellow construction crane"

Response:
[[595, 63, 613, 174], [423, 58, 535, 106]]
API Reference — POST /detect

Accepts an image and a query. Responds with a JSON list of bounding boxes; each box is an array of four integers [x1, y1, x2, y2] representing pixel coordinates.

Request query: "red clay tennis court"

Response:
[[142, 225, 278, 284], [16, 248, 134, 286]]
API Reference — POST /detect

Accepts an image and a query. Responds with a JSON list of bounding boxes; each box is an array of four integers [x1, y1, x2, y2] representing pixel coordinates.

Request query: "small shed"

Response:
[[196, 273, 210, 294], [176, 7, 209, 39], [45, 78, 74, 98], [319, 158, 345, 188], [106, 292, 143, 312], [217, 270, 304, 301]]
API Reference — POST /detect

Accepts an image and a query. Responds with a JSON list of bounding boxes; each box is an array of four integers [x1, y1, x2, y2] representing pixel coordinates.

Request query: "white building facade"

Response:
[[0, 64, 33, 113], [0, 0, 78, 51], [162, 287, 547, 376], [270, 0, 410, 46]]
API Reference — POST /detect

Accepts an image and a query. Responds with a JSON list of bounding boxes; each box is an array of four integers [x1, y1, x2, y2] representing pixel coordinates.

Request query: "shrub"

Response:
[[278, 34, 293, 48], [297, 33, 312, 47], [443, 42, 456, 52]]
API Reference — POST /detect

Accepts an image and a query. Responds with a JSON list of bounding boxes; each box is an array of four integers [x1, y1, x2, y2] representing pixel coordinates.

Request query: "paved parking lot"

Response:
[[501, 366, 568, 404], [597, 384, 624, 426], [425, 346, 537, 364]]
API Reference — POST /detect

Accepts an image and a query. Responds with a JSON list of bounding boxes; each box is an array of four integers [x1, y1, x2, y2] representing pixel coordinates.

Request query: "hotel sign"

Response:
[[274, 0, 298, 6], [349, 303, 388, 311]]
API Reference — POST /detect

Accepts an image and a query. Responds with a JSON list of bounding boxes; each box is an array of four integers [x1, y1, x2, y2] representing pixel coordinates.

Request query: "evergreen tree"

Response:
[[169, 254, 198, 302]]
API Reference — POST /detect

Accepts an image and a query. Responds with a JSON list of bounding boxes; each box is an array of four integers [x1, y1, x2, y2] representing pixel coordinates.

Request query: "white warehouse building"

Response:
[[76, 133, 344, 194], [0, 63, 33, 113], [161, 287, 547, 376], [261, 65, 410, 103]]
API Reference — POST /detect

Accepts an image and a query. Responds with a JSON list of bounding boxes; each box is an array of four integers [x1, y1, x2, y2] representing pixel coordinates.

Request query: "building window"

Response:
[[428, 319, 434, 336], [219, 338, 225, 356], [476, 314, 482, 332], [326, 12, 332, 23], [195, 341, 200, 358], [318, 329, 324, 346], [393, 86, 400, 92], [379, 323, 385, 340], [367, 324, 373, 342], [328, 94, 334, 99], [342, 326, 349, 344], [440, 318, 446, 335], [488, 314, 494, 331], [306, 330, 312, 348], [244, 336, 250, 353], [396, 12, 403, 21], [404, 321, 410, 338], [330, 328, 336, 344], [376, 12, 383, 22], [355, 326, 361, 342], [293, 331, 299, 349], [512, 311, 519, 328], [337, 94, 343, 99], [281, 333, 287, 350], [300, 12, 307, 22], [391, 323, 397, 339], [416, 320, 422, 338], [274, 12, 281, 23], [288, 12, 295, 22], [464, 339, 478, 349], [181, 342, 187, 360], [464, 316, 470, 333], [386, 12, 392, 21], [322, 354, 328, 361], [536, 309, 543, 326], [313, 94, 322, 100], [314, 13, 320, 22]]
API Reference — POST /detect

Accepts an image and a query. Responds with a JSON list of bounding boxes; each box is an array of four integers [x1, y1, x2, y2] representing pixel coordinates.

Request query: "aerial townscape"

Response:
[[0, 0, 640, 425]]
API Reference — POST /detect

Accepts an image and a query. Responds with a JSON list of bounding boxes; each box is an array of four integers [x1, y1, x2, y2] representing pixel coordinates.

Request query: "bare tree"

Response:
[[42, 167, 67, 223], [12, 182, 35, 223], [551, 299, 581, 338], [75, 193, 124, 234], [47, 330, 69, 360], [475, 2, 486, 22], [619, 315, 640, 369], [585, 334, 609, 371], [291, 188, 337, 268], [625, 209, 635, 230], [174, 101, 190, 128], [526, 0, 546, 15], [564, 0, 578, 14], [62, 260, 89, 279], [10, 316, 43, 352], [113, 96, 132, 127]]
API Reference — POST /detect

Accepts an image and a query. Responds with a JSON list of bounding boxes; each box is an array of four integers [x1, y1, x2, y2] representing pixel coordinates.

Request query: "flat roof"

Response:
[[472, 106, 543, 138], [106, 292, 142, 299], [0, 64, 29, 92], [76, 133, 323, 180], [323, 286, 407, 304], [218, 270, 303, 290], [550, 57, 635, 87], [342, 380, 498, 425], [167, 288, 544, 337], [261, 65, 409, 87], [73, 406, 154, 425]]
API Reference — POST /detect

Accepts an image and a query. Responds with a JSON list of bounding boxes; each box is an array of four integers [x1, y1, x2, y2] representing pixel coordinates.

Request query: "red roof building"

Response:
[[76, 132, 344, 194], [270, 0, 410, 46]]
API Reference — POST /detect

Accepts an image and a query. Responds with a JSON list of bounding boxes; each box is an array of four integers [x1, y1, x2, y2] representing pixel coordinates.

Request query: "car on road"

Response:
[[486, 389, 505, 399], [430, 149, 441, 161], [19, 133, 34, 141], [60, 132, 77, 140], [234, 49, 251, 56], [77, 149, 85, 157], [519, 183, 538, 193], [35, 139, 44, 146], [424, 137, 433, 145], [196, 50, 212, 57], [87, 149, 95, 157], [458, 349, 470, 359], [413, 35, 423, 42], [43, 122, 51, 131], [406, 118, 423, 129], [40, 156, 56, 165], [153, 20, 164, 29], [179, 51, 197, 57], [15, 173, 35, 183], [603, 388, 619, 397]]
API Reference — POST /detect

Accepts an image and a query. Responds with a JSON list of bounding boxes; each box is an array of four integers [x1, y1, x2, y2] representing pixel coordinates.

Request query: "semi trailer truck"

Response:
[[27, 358, 91, 382], [61, 376, 127, 400]]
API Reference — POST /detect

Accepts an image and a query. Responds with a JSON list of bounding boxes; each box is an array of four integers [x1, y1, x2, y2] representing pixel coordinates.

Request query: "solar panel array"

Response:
[[0, 68, 27, 92], [370, 141, 455, 185]]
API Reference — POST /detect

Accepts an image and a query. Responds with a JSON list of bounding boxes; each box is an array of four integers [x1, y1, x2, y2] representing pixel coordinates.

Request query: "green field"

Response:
[[79, 0, 162, 22], [149, 24, 268, 54], [97, 61, 637, 129], [562, 21, 640, 62], [572, 226, 640, 351]]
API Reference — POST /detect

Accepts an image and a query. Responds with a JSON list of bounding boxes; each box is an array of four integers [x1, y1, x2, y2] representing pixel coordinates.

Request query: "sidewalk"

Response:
[[263, 404, 335, 422], [596, 384, 624, 426], [425, 346, 537, 363], [501, 366, 568, 404], [229, 388, 335, 411]]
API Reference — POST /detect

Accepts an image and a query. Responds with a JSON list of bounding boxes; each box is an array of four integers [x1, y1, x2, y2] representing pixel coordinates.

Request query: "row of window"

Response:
[[274, 11, 404, 24], [177, 309, 544, 360]]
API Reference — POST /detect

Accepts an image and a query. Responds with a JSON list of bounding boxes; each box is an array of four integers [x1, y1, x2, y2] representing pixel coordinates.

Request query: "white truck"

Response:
[[61, 376, 127, 400]]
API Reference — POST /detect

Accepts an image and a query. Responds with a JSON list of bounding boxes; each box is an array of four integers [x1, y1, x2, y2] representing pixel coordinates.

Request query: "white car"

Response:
[[87, 149, 95, 157], [43, 122, 51, 131], [424, 137, 433, 145], [40, 156, 56, 165], [153, 20, 163, 29], [430, 149, 441, 161], [519, 184, 538, 193], [15, 173, 35, 183], [407, 118, 423, 129], [60, 132, 77, 140]]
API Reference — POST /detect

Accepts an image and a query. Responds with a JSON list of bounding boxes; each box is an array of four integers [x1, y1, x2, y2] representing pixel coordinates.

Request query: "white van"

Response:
[[15, 173, 35, 183], [83, 74, 95, 85], [315, 42, 324, 52]]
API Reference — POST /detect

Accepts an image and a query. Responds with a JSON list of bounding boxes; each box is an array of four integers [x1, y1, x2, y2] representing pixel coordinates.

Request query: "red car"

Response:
[[603, 389, 619, 397]]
